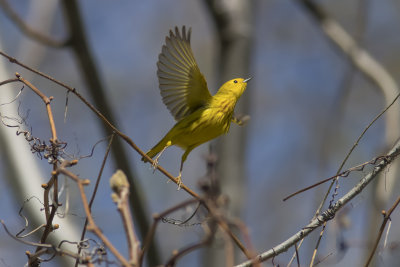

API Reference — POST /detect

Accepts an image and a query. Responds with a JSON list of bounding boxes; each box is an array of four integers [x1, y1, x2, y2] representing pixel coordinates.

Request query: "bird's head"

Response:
[[218, 77, 251, 98]]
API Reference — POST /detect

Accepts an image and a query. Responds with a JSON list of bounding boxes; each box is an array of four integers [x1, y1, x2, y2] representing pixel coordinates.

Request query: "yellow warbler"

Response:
[[142, 26, 250, 188]]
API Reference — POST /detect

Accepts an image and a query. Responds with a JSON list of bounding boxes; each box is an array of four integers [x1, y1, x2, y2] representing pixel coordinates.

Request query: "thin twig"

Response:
[[15, 73, 58, 142], [75, 134, 115, 267], [294, 243, 300, 267], [308, 82, 400, 267], [223, 227, 235, 267], [60, 1, 160, 263], [0, 77, 19, 86], [283, 156, 391, 201], [0, 220, 52, 248], [0, 51, 200, 199], [235, 139, 400, 267], [165, 240, 210, 267], [9, 74, 62, 265], [56, 162, 130, 266], [364, 195, 400, 266], [110, 170, 141, 265], [297, 0, 400, 214], [211, 210, 255, 261], [297, 3, 400, 258], [140, 199, 200, 266]]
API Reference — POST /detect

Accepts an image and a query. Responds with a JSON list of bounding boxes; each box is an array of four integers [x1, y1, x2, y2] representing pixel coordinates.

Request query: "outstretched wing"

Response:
[[157, 26, 211, 121]]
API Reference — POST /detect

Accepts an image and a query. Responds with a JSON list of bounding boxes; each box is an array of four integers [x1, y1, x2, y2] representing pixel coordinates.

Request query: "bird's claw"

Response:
[[151, 158, 159, 173], [176, 173, 182, 190], [233, 114, 251, 126]]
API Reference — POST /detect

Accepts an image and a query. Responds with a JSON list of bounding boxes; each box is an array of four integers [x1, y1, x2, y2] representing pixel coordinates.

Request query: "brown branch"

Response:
[[152, 192, 254, 265], [75, 134, 115, 267], [140, 199, 200, 266], [364, 195, 400, 266], [8, 74, 62, 266], [59, 1, 160, 263], [0, 51, 200, 199], [110, 170, 141, 265], [0, 77, 19, 86], [15, 73, 58, 141], [205, 200, 257, 263], [56, 162, 130, 266], [165, 240, 211, 267], [162, 204, 256, 267], [29, 165, 60, 266], [294, 243, 300, 267]]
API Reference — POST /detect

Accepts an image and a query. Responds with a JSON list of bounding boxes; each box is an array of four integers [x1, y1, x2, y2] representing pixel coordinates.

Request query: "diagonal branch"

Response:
[[365, 195, 400, 266], [0, 51, 201, 199], [235, 138, 400, 267], [297, 1, 400, 264], [60, 1, 161, 264]]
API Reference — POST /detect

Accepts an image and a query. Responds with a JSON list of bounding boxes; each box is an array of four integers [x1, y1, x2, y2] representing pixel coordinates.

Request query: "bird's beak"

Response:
[[243, 77, 252, 83]]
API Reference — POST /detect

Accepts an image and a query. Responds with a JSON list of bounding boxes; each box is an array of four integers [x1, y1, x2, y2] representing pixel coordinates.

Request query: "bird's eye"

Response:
[[234, 80, 238, 83]]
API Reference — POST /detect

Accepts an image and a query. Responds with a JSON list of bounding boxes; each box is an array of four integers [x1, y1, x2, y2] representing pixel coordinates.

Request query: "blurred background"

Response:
[[1, 0, 400, 266]]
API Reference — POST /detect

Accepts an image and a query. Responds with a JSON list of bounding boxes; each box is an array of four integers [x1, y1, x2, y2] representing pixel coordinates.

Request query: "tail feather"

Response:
[[141, 135, 170, 162]]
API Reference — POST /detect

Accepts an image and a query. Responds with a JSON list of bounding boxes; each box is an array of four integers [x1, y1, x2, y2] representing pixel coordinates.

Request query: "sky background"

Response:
[[1, 0, 400, 266]]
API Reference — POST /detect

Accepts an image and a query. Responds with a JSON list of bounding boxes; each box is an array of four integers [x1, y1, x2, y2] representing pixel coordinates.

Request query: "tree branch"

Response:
[[235, 138, 400, 267]]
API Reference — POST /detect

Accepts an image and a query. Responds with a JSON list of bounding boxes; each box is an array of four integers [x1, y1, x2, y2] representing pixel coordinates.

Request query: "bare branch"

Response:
[[235, 139, 400, 267], [0, 51, 201, 199], [110, 170, 141, 265], [365, 195, 400, 266], [75, 134, 114, 267], [56, 162, 130, 266]]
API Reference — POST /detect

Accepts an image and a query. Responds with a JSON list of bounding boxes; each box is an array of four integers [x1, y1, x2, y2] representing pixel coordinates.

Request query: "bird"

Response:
[[142, 26, 250, 189]]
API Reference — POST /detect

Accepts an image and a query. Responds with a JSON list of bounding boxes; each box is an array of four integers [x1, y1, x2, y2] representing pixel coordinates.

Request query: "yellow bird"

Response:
[[142, 26, 250, 188]]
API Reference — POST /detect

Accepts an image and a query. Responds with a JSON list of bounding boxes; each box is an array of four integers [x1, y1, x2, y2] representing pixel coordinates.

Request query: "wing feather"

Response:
[[157, 26, 211, 121]]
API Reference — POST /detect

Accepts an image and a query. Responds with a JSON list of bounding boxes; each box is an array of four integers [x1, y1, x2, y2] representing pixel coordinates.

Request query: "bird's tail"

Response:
[[141, 136, 170, 162]]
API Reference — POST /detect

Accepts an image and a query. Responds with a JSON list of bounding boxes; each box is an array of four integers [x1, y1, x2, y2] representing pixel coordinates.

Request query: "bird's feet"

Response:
[[233, 114, 251, 126], [150, 142, 171, 173], [151, 156, 161, 173], [176, 172, 183, 190]]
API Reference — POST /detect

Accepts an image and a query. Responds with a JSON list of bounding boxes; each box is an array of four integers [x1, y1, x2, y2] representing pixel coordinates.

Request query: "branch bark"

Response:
[[235, 138, 400, 267]]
